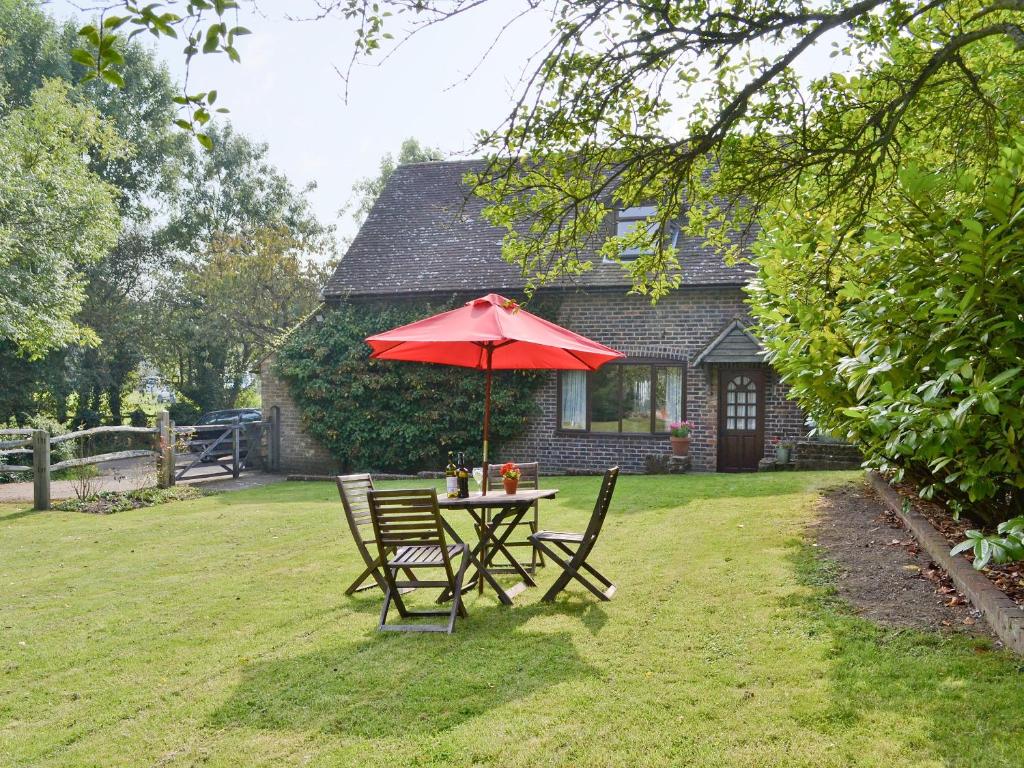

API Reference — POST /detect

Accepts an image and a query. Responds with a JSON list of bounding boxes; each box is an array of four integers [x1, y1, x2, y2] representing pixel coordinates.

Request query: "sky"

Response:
[[48, 2, 844, 248], [51, 1, 554, 244]]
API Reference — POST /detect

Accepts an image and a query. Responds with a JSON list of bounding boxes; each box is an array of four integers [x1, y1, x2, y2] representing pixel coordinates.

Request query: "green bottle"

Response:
[[445, 452, 458, 498]]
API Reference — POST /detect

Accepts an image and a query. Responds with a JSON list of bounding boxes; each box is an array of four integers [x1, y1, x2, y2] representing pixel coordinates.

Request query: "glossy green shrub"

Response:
[[750, 138, 1024, 527]]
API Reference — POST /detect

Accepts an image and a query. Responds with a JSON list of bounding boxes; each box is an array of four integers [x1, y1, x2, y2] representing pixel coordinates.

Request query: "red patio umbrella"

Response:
[[365, 293, 623, 490]]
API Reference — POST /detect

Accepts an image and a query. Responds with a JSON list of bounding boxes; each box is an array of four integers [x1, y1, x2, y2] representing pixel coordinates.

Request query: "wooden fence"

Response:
[[0, 409, 280, 511]]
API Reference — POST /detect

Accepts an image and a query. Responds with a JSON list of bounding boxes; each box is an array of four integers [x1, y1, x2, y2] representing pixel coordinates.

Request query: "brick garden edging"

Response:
[[867, 470, 1024, 654]]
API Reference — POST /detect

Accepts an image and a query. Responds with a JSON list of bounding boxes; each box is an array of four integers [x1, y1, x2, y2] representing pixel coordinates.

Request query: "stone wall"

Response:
[[259, 355, 339, 475], [793, 440, 863, 470]]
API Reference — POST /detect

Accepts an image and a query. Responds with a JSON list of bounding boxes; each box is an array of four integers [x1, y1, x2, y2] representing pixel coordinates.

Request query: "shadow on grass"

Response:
[[208, 601, 600, 738], [0, 505, 46, 523], [783, 539, 1024, 764]]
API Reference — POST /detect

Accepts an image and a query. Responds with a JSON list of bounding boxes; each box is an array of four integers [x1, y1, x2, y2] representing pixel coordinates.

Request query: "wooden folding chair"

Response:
[[367, 487, 470, 633], [486, 461, 545, 572], [529, 467, 619, 602], [336, 474, 389, 595]]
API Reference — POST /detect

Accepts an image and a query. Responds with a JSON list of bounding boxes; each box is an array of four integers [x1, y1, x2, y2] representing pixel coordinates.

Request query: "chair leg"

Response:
[[446, 547, 471, 633], [346, 561, 385, 595], [531, 504, 545, 569], [378, 587, 394, 629], [533, 540, 615, 602]]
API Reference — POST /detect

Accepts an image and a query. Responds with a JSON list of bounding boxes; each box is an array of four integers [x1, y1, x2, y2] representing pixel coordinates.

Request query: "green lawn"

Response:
[[2, 472, 1022, 767]]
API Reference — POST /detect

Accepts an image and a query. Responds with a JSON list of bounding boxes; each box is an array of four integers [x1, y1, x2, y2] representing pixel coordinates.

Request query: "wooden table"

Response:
[[437, 489, 558, 605]]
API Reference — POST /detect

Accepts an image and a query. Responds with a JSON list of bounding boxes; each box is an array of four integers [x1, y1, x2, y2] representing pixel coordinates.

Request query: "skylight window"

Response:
[[612, 205, 679, 260]]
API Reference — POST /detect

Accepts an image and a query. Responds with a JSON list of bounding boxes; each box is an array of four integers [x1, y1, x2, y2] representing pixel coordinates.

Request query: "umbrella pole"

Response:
[[482, 346, 492, 495]]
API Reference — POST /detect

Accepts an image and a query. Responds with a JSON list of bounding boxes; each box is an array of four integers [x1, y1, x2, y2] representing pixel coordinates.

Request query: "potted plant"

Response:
[[772, 436, 792, 464], [500, 462, 521, 494], [669, 421, 695, 457]]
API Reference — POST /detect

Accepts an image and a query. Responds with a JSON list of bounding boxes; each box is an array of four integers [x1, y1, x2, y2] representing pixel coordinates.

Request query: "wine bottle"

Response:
[[445, 451, 458, 498], [457, 451, 470, 498]]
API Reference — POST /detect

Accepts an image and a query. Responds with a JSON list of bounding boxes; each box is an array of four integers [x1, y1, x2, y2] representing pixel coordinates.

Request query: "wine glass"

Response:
[[472, 467, 484, 493]]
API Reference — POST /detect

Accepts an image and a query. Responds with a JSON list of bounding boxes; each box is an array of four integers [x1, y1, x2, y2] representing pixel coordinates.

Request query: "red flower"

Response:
[[500, 462, 521, 479]]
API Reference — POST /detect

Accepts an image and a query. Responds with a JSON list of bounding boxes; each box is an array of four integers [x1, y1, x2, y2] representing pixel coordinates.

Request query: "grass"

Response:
[[1, 471, 1022, 767]]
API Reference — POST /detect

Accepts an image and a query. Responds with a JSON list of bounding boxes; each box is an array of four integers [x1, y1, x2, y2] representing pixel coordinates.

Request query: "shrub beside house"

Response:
[[261, 159, 812, 474]]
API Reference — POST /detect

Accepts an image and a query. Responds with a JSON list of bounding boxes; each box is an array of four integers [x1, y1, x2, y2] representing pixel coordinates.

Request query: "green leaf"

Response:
[[981, 391, 1000, 415], [100, 68, 126, 88], [196, 132, 214, 150], [70, 48, 96, 67]]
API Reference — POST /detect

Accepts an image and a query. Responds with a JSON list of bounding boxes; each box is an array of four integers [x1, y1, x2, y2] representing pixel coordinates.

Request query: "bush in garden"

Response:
[[129, 408, 149, 427], [274, 298, 551, 472], [749, 137, 1024, 529]]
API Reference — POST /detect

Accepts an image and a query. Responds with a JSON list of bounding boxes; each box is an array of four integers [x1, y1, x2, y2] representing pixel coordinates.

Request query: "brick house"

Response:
[[261, 159, 810, 474]]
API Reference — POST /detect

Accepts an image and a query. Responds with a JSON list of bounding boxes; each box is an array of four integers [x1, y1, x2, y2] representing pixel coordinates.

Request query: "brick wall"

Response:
[[499, 286, 807, 473], [259, 355, 339, 475], [261, 286, 808, 475]]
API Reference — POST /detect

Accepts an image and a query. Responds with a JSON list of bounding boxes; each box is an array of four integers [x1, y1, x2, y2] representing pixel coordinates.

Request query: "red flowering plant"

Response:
[[499, 462, 521, 480], [669, 420, 695, 438]]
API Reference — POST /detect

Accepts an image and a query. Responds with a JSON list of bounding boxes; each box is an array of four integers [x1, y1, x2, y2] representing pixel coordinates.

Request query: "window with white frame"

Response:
[[559, 362, 685, 434]]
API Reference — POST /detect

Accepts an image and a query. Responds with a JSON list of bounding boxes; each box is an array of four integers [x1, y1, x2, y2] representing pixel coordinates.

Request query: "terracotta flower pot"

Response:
[[670, 436, 690, 457], [503, 477, 519, 495]]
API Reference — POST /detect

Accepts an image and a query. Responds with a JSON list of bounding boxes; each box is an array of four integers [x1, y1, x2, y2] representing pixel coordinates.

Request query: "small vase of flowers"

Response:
[[669, 420, 695, 457], [500, 462, 521, 494]]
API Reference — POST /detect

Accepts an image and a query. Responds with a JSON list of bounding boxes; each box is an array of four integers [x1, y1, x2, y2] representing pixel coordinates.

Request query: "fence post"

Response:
[[157, 411, 174, 488], [232, 418, 241, 479], [32, 429, 50, 511], [269, 406, 281, 473]]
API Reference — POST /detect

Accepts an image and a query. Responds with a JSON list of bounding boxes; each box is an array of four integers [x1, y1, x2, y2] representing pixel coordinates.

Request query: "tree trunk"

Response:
[[108, 385, 123, 425]]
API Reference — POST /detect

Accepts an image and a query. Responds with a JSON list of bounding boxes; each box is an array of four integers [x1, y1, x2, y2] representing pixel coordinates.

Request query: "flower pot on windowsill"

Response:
[[670, 436, 690, 457], [503, 477, 519, 495]]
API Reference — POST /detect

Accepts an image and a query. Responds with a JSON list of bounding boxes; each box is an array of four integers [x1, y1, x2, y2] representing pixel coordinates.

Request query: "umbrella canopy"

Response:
[[366, 293, 624, 489], [366, 293, 623, 370]]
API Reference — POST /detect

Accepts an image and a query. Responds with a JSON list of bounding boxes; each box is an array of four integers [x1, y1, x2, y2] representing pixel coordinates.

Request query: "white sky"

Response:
[[50, 1, 554, 243], [47, 2, 843, 246]]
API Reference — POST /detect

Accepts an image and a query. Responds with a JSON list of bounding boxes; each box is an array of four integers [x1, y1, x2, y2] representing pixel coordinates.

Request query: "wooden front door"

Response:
[[718, 369, 765, 472]]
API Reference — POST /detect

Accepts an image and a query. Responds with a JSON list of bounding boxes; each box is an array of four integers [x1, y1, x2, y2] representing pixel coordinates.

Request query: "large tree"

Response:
[[0, 0, 187, 422], [0, 79, 122, 358], [152, 122, 335, 412]]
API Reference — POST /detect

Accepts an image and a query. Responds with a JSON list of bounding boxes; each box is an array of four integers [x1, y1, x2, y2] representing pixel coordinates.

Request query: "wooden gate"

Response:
[[172, 418, 276, 482]]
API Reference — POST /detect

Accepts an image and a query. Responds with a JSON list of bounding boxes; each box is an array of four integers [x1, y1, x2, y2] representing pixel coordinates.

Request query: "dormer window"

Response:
[[613, 205, 679, 260]]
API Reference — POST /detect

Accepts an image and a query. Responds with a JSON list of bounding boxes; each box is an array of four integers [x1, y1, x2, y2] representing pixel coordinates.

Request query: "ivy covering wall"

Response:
[[273, 297, 552, 472]]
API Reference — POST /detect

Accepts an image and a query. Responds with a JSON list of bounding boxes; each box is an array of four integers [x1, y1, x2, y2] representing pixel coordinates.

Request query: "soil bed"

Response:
[[813, 483, 991, 636], [889, 480, 1024, 610]]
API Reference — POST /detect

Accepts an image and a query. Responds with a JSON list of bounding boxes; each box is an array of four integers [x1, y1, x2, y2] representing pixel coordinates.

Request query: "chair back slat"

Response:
[[336, 472, 379, 565], [578, 467, 619, 554], [487, 461, 539, 490], [337, 473, 374, 530], [368, 488, 449, 552]]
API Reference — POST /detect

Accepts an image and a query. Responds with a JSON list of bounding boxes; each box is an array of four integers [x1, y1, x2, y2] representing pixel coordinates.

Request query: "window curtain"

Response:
[[665, 367, 683, 424], [561, 370, 587, 429]]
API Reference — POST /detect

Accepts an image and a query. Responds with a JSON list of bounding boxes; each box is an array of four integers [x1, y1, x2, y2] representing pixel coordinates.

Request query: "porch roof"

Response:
[[693, 320, 765, 366]]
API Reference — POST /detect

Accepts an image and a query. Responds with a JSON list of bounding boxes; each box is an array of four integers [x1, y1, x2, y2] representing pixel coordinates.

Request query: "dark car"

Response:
[[188, 409, 263, 461]]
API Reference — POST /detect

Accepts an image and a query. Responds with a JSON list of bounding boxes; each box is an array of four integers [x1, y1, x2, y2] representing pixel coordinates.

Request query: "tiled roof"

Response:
[[322, 159, 754, 298]]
